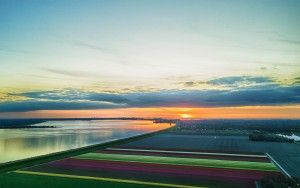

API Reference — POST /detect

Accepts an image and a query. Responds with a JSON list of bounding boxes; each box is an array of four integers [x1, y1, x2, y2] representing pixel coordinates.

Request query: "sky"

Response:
[[0, 0, 300, 119]]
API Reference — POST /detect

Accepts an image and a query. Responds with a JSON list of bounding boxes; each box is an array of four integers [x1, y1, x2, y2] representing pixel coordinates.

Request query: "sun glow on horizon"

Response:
[[180, 113, 193, 119]]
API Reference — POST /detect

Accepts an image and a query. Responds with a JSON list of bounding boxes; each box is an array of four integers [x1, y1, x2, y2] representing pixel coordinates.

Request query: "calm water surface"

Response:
[[0, 120, 171, 163]]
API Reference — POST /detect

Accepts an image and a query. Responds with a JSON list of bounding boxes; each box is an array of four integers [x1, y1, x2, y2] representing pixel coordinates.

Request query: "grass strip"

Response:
[[15, 170, 206, 188], [74, 153, 278, 172]]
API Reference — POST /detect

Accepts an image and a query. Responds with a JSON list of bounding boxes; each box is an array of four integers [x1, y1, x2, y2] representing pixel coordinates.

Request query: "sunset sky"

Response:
[[0, 0, 299, 119]]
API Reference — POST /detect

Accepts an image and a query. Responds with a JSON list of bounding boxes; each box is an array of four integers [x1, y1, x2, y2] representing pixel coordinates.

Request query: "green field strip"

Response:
[[74, 153, 278, 172], [0, 172, 152, 188], [107, 148, 268, 158], [15, 170, 206, 188]]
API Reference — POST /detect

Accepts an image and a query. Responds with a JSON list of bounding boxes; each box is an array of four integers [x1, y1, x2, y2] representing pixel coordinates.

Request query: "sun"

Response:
[[180, 113, 192, 119]]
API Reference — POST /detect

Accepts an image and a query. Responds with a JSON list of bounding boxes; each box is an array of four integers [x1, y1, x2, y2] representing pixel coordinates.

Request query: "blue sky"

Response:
[[0, 0, 299, 117]]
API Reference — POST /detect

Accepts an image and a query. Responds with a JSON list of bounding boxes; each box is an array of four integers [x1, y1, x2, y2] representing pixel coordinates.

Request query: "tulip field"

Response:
[[1, 147, 283, 188]]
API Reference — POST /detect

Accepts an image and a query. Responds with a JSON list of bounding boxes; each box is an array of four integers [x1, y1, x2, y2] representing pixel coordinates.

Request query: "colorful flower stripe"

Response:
[[74, 152, 278, 172], [99, 149, 270, 162], [106, 148, 267, 158], [50, 158, 280, 180], [25, 159, 257, 187], [115, 146, 264, 156]]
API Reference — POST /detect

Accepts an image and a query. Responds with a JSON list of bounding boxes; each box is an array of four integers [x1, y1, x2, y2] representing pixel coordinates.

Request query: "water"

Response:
[[0, 120, 171, 164]]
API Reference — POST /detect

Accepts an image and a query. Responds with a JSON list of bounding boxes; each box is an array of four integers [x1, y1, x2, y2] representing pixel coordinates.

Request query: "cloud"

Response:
[[21, 89, 129, 103], [73, 41, 109, 52], [181, 76, 275, 88], [0, 100, 125, 112], [43, 68, 89, 77], [183, 81, 196, 87], [294, 77, 300, 84], [1, 82, 299, 112], [260, 67, 267, 71], [41, 68, 103, 79], [182, 81, 207, 87], [122, 85, 300, 107], [277, 39, 300, 45], [0, 47, 31, 54], [206, 76, 274, 86], [71, 40, 123, 58]]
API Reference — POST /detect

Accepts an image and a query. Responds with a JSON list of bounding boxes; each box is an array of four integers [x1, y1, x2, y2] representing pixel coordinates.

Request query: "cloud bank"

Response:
[[1, 76, 299, 112]]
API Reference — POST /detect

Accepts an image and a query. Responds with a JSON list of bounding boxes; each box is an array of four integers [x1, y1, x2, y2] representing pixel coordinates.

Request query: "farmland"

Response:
[[75, 152, 277, 171], [1, 147, 281, 188], [119, 133, 300, 178], [1, 120, 298, 187]]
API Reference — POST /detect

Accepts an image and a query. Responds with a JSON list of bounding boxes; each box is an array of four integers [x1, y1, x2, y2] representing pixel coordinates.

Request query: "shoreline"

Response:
[[0, 125, 173, 173]]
